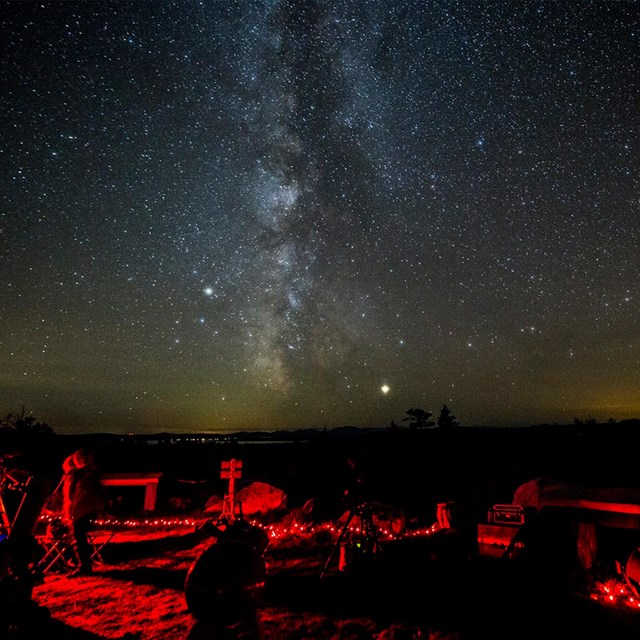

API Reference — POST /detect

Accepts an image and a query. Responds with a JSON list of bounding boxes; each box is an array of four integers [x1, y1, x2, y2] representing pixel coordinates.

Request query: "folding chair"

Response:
[[88, 530, 115, 566], [36, 520, 76, 574]]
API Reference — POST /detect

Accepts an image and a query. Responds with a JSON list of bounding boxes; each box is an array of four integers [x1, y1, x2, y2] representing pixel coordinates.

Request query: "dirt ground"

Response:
[[15, 516, 640, 640]]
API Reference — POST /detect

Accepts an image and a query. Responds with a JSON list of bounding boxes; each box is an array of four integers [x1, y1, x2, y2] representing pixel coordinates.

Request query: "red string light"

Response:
[[590, 579, 640, 610]]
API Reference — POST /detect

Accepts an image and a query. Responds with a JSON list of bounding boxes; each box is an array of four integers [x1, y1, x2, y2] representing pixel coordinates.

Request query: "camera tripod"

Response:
[[320, 500, 380, 578], [0, 455, 33, 539]]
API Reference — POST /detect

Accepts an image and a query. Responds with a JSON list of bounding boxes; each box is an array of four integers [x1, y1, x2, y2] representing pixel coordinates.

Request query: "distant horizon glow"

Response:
[[1, 1, 639, 435]]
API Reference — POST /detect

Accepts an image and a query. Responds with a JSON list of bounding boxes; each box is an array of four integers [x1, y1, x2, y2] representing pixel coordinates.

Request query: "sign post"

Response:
[[220, 458, 243, 521]]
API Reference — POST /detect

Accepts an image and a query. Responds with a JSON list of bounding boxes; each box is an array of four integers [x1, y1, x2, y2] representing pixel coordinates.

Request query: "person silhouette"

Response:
[[61, 448, 105, 576]]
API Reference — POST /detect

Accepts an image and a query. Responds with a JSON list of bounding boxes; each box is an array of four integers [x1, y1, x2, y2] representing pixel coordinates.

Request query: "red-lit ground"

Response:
[[26, 516, 640, 640], [31, 519, 447, 640]]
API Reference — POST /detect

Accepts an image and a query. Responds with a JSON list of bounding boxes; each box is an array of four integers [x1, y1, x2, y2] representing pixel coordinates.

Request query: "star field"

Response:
[[1, 1, 639, 434]]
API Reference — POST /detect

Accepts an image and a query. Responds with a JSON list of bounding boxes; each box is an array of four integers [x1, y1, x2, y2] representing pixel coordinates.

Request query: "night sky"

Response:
[[1, 1, 639, 435]]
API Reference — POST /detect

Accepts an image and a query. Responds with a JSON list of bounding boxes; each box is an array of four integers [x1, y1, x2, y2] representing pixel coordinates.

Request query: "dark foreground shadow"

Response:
[[3, 600, 137, 640], [264, 533, 640, 640]]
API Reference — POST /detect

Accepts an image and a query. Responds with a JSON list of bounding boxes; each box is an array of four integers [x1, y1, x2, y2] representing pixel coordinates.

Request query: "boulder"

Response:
[[371, 502, 406, 536], [204, 481, 287, 517], [204, 494, 224, 513], [513, 477, 640, 511], [512, 477, 556, 510]]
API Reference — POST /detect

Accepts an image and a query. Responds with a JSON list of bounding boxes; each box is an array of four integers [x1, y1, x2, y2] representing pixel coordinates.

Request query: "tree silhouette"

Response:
[[437, 404, 459, 428], [0, 406, 54, 436], [402, 408, 435, 430]]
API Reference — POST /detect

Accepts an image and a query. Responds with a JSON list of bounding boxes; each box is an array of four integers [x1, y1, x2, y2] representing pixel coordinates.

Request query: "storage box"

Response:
[[487, 504, 534, 526]]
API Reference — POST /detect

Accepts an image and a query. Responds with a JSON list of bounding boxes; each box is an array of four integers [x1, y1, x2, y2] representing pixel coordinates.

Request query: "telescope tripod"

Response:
[[0, 458, 32, 539], [320, 500, 380, 578]]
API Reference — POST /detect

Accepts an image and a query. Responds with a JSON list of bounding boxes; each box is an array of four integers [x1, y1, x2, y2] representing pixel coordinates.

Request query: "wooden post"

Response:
[[220, 459, 243, 521]]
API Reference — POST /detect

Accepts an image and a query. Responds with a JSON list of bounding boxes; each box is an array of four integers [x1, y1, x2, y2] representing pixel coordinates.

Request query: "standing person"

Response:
[[61, 448, 105, 576]]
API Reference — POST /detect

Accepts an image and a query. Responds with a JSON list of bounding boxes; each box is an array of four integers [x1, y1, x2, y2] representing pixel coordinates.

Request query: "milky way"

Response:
[[1, 1, 638, 433]]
